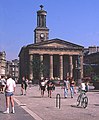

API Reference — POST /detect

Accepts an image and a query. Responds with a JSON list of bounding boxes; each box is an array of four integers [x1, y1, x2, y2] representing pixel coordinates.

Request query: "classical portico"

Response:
[[28, 39, 84, 80]]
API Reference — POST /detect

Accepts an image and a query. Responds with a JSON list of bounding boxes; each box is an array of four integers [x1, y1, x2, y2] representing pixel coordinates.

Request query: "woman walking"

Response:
[[47, 80, 53, 98], [69, 77, 76, 98]]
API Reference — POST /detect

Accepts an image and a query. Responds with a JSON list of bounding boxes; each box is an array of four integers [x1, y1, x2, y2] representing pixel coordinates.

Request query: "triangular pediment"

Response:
[[27, 38, 84, 50], [42, 42, 69, 48]]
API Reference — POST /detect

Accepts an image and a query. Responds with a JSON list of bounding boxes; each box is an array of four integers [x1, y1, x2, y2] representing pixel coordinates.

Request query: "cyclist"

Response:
[[80, 78, 89, 92], [81, 80, 86, 91], [77, 78, 88, 108]]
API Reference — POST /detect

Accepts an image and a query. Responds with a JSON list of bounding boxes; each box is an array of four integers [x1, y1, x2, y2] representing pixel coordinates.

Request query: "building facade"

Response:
[[19, 5, 84, 82], [84, 46, 99, 76], [0, 51, 6, 78], [6, 59, 19, 82]]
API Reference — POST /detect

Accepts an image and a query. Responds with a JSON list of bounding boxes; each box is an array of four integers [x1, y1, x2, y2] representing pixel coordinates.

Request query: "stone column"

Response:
[[40, 54, 43, 79], [60, 55, 63, 80], [69, 55, 73, 78], [80, 55, 83, 79], [29, 55, 33, 80], [50, 55, 53, 79]]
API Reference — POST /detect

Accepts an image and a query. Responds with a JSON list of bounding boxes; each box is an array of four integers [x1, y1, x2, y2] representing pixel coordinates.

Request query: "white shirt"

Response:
[[41, 81, 46, 86], [1, 78, 6, 85], [64, 80, 70, 89], [6, 78, 16, 92], [81, 82, 86, 91]]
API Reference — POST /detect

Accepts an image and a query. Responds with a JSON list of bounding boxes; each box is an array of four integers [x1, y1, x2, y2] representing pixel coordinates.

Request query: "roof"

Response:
[[18, 38, 84, 57], [27, 38, 84, 50]]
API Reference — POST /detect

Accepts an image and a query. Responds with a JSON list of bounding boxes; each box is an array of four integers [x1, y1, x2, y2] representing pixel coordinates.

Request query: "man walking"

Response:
[[3, 74, 16, 114], [64, 77, 70, 98]]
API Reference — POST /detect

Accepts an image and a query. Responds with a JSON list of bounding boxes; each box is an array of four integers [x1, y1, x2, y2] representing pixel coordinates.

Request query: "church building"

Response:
[[19, 5, 84, 82]]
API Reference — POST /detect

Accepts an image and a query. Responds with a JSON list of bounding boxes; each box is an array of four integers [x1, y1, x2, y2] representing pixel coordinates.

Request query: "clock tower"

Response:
[[34, 5, 49, 43]]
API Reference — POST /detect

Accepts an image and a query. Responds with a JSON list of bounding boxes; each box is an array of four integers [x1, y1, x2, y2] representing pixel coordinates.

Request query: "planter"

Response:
[[93, 81, 99, 90]]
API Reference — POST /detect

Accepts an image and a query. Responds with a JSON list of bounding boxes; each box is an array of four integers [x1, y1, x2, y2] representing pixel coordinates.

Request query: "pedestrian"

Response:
[[69, 77, 76, 98], [28, 79, 32, 89], [25, 78, 28, 95], [21, 77, 28, 95], [21, 77, 24, 95], [40, 79, 46, 97], [0, 76, 6, 94], [3, 74, 16, 114], [47, 79, 53, 98], [63, 76, 70, 98]]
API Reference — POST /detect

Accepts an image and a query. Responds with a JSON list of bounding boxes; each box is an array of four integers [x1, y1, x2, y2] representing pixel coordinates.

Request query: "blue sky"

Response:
[[0, 0, 99, 60]]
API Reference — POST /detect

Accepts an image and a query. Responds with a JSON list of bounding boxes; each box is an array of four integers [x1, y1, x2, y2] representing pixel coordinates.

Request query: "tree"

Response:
[[31, 57, 46, 80], [84, 64, 93, 77]]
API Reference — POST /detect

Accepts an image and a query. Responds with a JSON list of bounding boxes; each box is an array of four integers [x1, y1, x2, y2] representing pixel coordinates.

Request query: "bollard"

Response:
[[56, 93, 61, 109]]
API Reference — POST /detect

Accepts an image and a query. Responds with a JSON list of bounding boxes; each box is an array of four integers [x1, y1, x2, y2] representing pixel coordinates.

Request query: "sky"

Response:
[[0, 0, 99, 61]]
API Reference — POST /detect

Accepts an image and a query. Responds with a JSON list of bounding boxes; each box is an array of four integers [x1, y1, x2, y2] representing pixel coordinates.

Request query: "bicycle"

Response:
[[77, 90, 88, 108]]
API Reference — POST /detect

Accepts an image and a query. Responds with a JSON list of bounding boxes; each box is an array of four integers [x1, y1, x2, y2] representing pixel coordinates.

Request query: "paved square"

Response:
[[14, 84, 99, 120]]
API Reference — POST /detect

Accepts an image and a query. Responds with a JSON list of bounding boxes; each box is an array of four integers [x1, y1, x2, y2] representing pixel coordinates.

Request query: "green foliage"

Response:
[[30, 57, 47, 79]]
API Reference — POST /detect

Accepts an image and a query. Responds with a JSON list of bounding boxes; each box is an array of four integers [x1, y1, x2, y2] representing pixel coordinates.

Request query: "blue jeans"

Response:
[[64, 88, 68, 97], [70, 86, 74, 97]]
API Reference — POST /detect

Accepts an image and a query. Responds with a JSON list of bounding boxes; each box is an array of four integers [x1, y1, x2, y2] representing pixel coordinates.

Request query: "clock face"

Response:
[[40, 33, 45, 38]]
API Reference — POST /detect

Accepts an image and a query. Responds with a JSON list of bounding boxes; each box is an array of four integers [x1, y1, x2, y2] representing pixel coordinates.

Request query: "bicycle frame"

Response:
[[77, 90, 88, 108]]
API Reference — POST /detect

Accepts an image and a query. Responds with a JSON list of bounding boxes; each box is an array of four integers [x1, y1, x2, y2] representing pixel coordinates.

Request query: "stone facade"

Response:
[[34, 5, 49, 43], [19, 6, 84, 82], [84, 46, 99, 76], [0, 51, 6, 78], [6, 59, 19, 82]]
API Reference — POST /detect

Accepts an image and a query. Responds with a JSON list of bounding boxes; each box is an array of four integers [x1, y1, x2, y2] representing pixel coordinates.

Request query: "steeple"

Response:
[[34, 5, 49, 43], [37, 5, 47, 28]]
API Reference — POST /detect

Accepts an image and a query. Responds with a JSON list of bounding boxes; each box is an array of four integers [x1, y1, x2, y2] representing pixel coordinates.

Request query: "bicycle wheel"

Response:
[[77, 95, 81, 106], [82, 96, 88, 108]]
